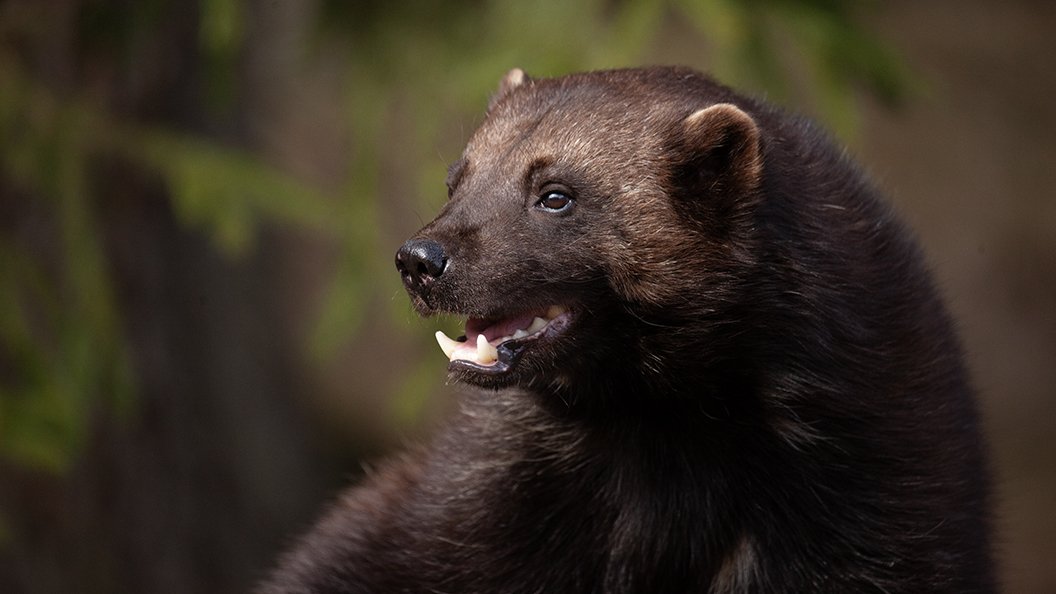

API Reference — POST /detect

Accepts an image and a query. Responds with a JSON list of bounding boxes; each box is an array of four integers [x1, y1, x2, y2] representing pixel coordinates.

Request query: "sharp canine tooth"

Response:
[[513, 329, 528, 339], [546, 305, 566, 319], [435, 331, 462, 360], [476, 334, 498, 363], [527, 317, 547, 334]]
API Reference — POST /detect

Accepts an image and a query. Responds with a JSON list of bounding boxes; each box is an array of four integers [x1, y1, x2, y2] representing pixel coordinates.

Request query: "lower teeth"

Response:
[[434, 307, 565, 365], [476, 334, 498, 364]]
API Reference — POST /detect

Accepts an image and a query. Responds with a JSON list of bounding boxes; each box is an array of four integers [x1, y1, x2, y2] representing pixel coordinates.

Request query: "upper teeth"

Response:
[[433, 305, 567, 366]]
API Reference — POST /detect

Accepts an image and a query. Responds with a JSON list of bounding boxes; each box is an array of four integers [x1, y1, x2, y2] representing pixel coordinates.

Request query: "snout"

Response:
[[396, 238, 448, 295]]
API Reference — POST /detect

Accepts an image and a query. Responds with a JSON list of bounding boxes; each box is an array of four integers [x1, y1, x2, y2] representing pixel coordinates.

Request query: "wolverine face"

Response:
[[396, 68, 762, 391]]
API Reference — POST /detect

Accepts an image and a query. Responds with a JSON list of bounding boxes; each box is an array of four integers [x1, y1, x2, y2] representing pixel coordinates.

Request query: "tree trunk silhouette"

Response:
[[0, 1, 330, 592]]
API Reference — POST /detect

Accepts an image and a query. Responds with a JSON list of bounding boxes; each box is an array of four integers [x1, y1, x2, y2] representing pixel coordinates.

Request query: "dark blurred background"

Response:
[[0, 0, 1052, 592]]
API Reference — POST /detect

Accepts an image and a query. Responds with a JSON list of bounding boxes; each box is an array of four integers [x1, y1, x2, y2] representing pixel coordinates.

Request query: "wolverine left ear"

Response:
[[677, 103, 763, 199], [487, 68, 530, 112]]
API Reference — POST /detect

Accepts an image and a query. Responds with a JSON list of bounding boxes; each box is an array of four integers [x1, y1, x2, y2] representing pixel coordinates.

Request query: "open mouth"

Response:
[[434, 305, 571, 376]]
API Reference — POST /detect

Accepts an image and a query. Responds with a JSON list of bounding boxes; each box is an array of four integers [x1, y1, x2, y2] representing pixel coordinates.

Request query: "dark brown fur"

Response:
[[260, 67, 994, 593]]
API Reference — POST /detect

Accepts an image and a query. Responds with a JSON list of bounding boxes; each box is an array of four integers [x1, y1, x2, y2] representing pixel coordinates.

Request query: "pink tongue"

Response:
[[465, 311, 541, 343]]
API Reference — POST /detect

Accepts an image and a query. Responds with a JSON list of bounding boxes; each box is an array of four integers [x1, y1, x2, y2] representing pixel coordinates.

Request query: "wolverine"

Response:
[[260, 66, 994, 593]]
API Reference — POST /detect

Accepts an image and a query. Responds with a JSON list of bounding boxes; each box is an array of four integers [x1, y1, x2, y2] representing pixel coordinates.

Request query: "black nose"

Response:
[[396, 238, 447, 288]]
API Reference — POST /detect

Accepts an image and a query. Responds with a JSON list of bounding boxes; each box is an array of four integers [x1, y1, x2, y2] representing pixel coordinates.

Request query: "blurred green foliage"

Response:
[[0, 0, 905, 474], [0, 56, 132, 472]]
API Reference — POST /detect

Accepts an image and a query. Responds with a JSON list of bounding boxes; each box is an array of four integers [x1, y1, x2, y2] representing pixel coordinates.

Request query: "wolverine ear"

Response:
[[676, 103, 763, 205], [487, 68, 530, 112]]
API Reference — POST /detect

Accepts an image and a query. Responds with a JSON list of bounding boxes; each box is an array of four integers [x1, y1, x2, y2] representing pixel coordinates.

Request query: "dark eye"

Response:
[[536, 191, 573, 213]]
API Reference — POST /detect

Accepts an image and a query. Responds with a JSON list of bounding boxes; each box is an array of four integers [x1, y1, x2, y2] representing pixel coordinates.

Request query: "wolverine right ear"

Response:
[[678, 103, 763, 197], [487, 68, 530, 112]]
